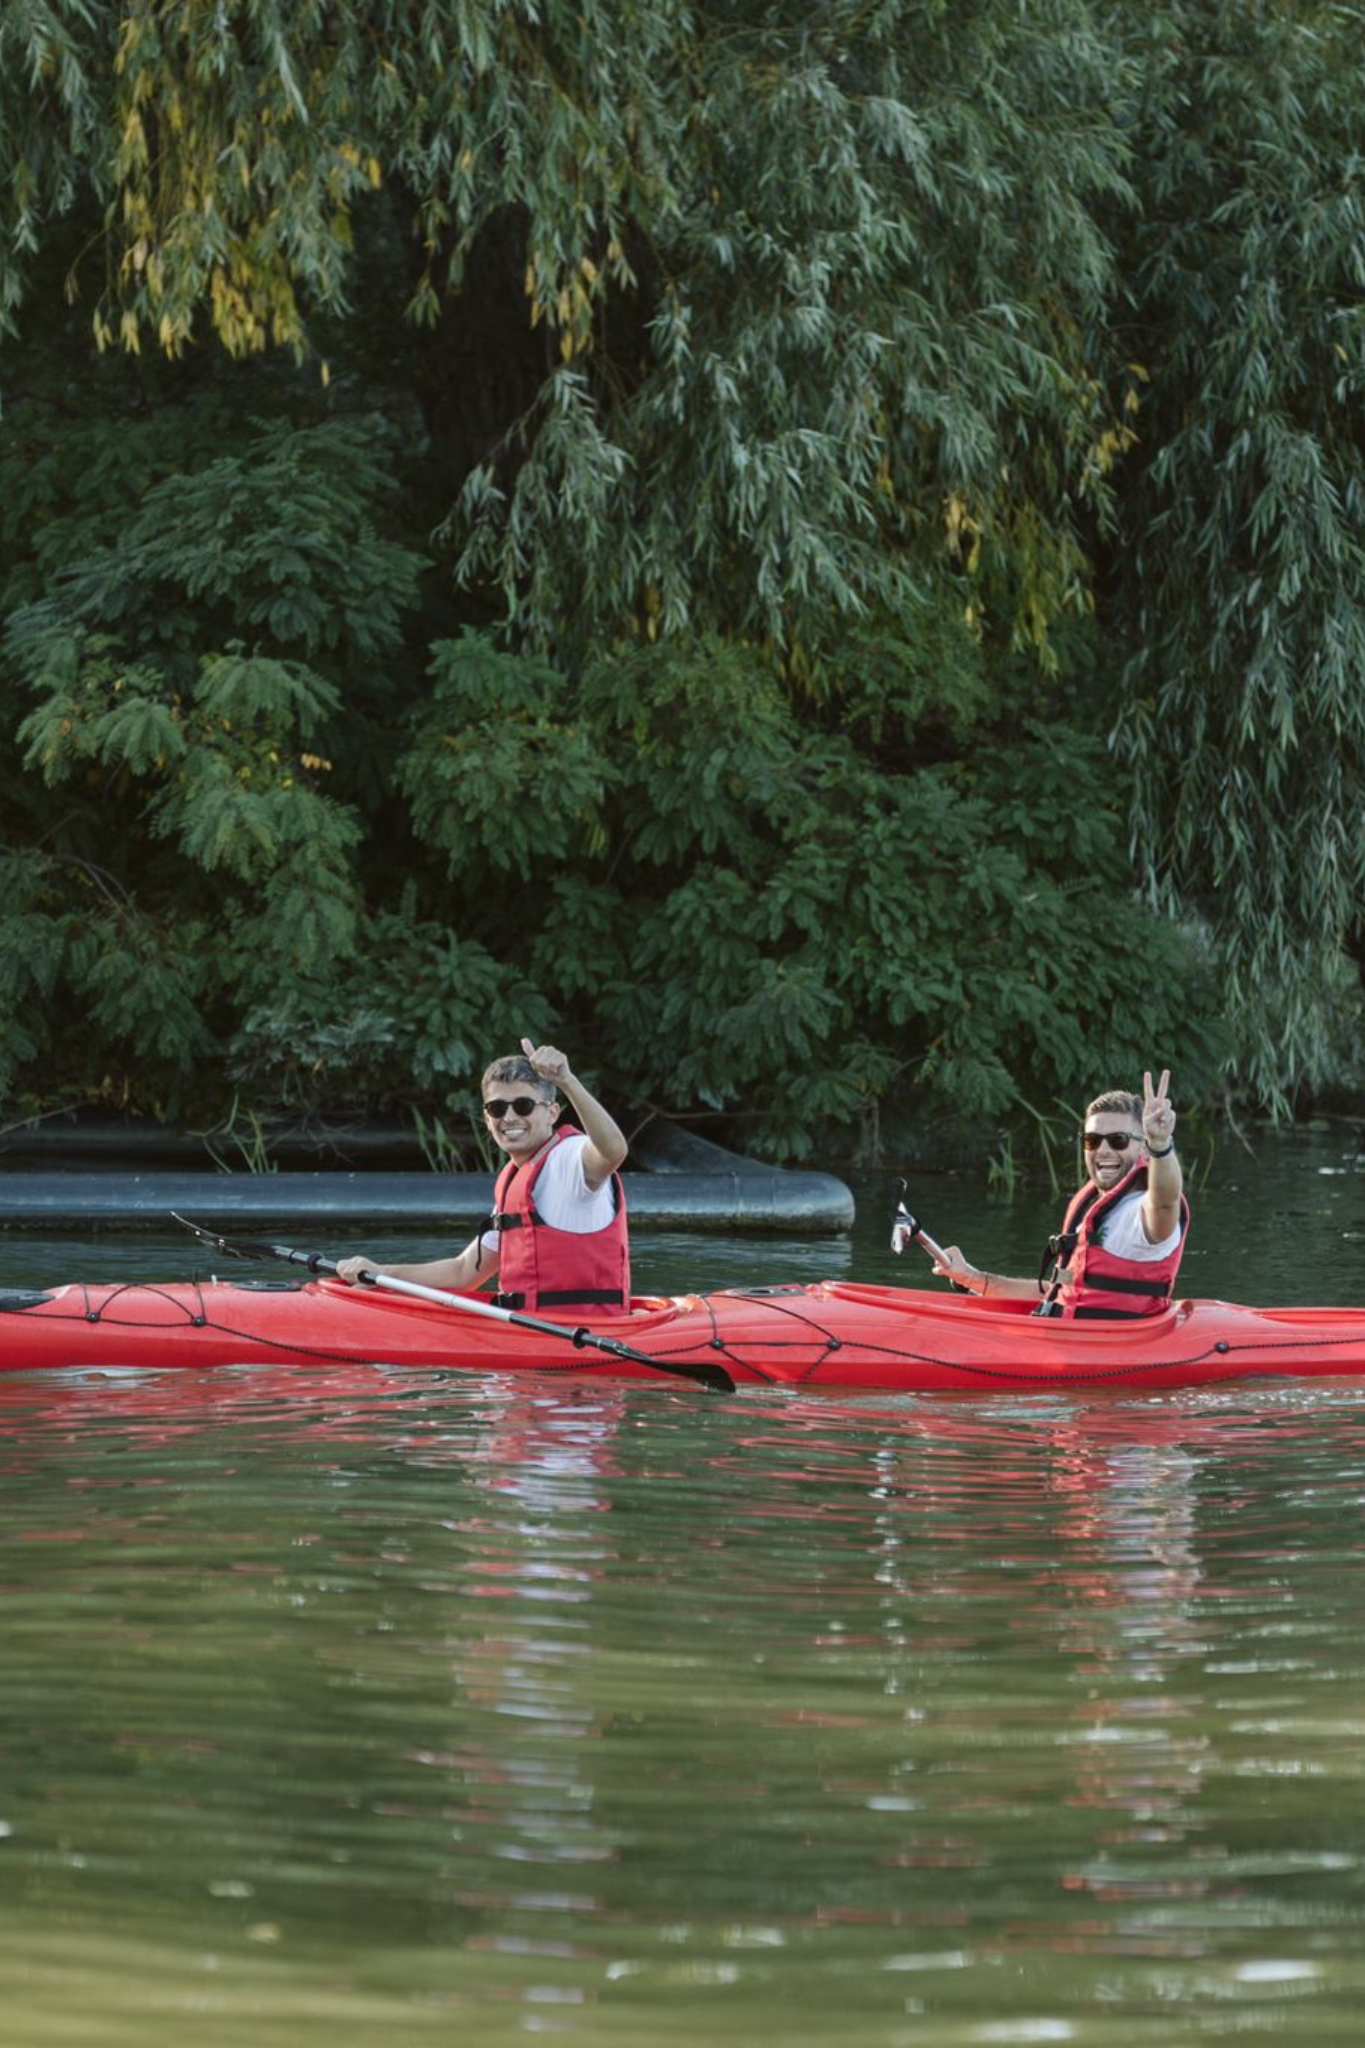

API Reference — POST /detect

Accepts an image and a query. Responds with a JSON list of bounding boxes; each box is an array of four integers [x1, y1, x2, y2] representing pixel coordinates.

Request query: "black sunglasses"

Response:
[[483, 1095, 546, 1121], [1082, 1129, 1141, 1152]]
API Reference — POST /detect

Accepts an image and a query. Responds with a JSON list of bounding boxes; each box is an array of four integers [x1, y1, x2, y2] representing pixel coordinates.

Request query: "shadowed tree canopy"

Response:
[[1, 0, 1362, 1152], [1110, 0, 1365, 1106], [1, 0, 1134, 654]]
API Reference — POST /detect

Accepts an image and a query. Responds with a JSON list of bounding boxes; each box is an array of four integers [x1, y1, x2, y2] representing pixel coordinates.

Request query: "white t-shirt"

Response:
[[1096, 1188, 1182, 1262], [472, 1133, 616, 1266]]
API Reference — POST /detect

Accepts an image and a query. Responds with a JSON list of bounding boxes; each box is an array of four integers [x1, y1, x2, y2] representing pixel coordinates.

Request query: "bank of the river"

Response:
[[2, 1125, 1362, 1294]]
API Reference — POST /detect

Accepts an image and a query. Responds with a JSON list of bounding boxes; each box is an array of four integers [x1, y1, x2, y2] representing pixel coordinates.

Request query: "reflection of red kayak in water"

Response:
[[6, 1277, 1365, 1391]]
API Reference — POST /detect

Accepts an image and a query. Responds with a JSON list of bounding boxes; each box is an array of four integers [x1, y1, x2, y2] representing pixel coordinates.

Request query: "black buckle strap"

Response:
[[1087, 1272, 1175, 1298], [1041, 1228, 1076, 1272], [1038, 1229, 1077, 1297], [496, 1288, 625, 1310], [538, 1289, 626, 1308]]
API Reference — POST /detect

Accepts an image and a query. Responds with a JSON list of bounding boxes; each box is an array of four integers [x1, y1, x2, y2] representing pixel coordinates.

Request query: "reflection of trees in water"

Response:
[[1044, 1432, 1211, 1900], [392, 1385, 627, 1944], [755, 1401, 1224, 1937], [7, 1367, 1362, 2016]]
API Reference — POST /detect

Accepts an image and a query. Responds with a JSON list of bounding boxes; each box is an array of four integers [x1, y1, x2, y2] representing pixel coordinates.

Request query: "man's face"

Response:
[[482, 1086, 559, 1162], [1082, 1118, 1144, 1192]]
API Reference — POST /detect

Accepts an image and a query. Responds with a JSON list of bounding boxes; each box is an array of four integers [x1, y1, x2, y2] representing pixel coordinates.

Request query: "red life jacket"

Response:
[[490, 1124, 631, 1318], [1043, 1163, 1190, 1319]]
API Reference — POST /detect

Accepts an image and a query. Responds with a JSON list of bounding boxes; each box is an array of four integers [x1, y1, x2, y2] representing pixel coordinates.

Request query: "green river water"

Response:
[[1, 1133, 1364, 2045]]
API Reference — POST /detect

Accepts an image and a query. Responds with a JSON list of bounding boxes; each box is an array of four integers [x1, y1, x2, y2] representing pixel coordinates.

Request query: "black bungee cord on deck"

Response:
[[5, 1210, 1363, 1390]]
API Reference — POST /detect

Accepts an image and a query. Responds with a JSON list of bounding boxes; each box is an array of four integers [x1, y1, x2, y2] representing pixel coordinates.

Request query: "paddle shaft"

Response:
[[906, 1222, 947, 1267], [892, 1202, 969, 1293], [344, 1258, 739, 1391], [171, 1218, 734, 1393]]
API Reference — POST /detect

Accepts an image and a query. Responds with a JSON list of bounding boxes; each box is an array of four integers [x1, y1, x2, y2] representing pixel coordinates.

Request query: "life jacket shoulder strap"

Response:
[[1039, 1227, 1079, 1292]]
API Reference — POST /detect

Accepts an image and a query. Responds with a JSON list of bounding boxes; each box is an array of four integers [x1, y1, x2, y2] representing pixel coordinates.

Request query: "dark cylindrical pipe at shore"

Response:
[[0, 1168, 854, 1234], [0, 1116, 854, 1234]]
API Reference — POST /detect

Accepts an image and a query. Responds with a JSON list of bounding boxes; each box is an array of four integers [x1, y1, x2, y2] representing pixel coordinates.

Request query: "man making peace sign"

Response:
[[931, 1070, 1190, 1319]]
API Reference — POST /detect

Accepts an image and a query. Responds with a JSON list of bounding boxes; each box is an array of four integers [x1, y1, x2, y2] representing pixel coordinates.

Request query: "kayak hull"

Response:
[[5, 1278, 1365, 1391]]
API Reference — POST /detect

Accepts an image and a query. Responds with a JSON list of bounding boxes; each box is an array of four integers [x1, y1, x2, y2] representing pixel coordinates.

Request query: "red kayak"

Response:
[[4, 1276, 1365, 1391]]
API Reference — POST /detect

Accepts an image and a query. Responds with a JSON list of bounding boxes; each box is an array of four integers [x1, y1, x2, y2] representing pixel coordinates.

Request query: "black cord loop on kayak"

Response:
[[618, 1287, 1365, 1388], [14, 1276, 1365, 1384], [6, 1217, 1360, 1388]]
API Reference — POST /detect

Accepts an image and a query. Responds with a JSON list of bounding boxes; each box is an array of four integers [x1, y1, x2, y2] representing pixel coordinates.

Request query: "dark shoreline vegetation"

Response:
[[3, 2, 1363, 1169]]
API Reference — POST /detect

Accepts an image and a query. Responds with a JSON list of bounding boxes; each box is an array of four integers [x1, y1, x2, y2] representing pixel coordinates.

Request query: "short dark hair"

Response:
[[481, 1054, 554, 1099], [1084, 1089, 1142, 1123]]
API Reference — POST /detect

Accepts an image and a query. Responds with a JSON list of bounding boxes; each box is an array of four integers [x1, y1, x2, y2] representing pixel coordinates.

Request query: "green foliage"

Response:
[[1, 390, 242, 616], [0, 410, 427, 1113], [437, 634, 1221, 1160], [1, 1, 1133, 659], [445, 0, 1135, 654], [1110, 1, 1365, 1106], [0, 845, 217, 1102], [72, 916, 218, 1067], [581, 638, 817, 868], [0, 852, 70, 1097], [7, 416, 424, 667], [398, 633, 611, 879], [1, 0, 1360, 1151], [224, 911, 555, 1115]]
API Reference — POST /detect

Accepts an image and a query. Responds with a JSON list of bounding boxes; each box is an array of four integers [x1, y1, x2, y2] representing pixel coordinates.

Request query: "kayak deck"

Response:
[[5, 1277, 1365, 1391]]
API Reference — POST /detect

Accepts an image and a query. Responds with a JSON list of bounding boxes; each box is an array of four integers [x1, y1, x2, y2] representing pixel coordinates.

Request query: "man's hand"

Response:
[[336, 1256, 380, 1286], [521, 1037, 570, 1087], [1140, 1067, 1182, 1245], [1142, 1068, 1176, 1154], [518, 1038, 626, 1181], [932, 1245, 987, 1295]]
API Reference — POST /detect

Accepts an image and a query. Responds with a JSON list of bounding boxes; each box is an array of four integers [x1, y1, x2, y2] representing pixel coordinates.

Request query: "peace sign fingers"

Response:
[[1142, 1068, 1175, 1150]]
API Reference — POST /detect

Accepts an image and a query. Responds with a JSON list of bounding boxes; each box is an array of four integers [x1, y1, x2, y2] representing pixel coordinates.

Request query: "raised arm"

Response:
[[521, 1038, 627, 1189], [1140, 1067, 1184, 1241]]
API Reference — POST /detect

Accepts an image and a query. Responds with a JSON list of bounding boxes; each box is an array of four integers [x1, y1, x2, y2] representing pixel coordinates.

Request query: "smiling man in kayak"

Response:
[[931, 1069, 1188, 1318], [335, 1038, 631, 1316]]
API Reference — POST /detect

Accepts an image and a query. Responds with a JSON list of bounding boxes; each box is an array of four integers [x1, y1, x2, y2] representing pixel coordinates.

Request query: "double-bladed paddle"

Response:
[[171, 1215, 735, 1393]]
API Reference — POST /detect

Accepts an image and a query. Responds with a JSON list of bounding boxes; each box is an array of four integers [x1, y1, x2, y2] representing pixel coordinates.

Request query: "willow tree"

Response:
[[1, 0, 1137, 651], [1, 2, 1233, 1149], [1110, 0, 1365, 1106]]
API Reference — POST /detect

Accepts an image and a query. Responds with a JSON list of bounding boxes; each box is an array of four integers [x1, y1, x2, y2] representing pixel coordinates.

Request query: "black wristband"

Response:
[[1146, 1141, 1174, 1157]]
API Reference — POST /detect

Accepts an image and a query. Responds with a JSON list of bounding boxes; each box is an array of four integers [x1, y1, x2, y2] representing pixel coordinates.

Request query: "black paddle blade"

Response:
[[172, 1213, 258, 1259], [171, 1214, 329, 1270], [561, 1323, 735, 1394], [612, 1349, 735, 1395]]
